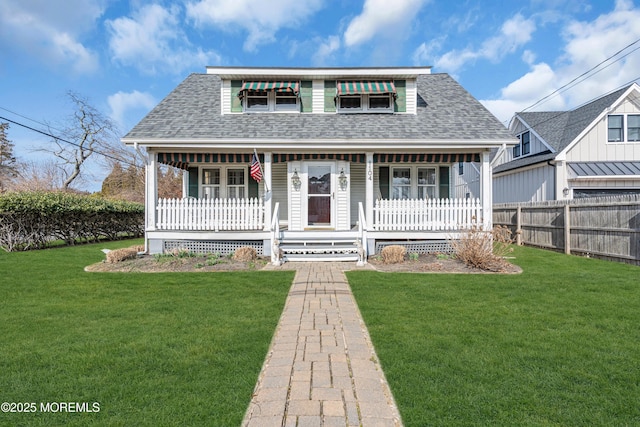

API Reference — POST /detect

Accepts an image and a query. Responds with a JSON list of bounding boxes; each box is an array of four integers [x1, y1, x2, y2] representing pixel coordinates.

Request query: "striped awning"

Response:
[[158, 153, 263, 170], [374, 153, 480, 163], [337, 81, 396, 96], [272, 153, 366, 163], [239, 81, 299, 96]]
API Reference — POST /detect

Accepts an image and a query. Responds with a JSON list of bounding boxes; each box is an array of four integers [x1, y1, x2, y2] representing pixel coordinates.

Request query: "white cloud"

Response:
[[107, 90, 156, 131], [106, 4, 221, 75], [431, 13, 536, 74], [0, 0, 100, 73], [482, 0, 640, 123], [313, 36, 341, 65], [343, 0, 429, 47], [185, 0, 324, 52]]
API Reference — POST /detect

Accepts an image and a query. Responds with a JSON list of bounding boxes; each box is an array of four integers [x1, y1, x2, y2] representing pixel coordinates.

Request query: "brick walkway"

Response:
[[242, 262, 402, 427]]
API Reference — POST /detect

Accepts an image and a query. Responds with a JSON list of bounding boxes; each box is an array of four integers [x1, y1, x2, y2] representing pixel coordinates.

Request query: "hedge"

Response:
[[0, 192, 144, 252]]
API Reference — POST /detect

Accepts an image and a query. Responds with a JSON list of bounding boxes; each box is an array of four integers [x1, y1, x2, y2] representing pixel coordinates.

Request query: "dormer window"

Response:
[[239, 81, 300, 112], [336, 81, 396, 113]]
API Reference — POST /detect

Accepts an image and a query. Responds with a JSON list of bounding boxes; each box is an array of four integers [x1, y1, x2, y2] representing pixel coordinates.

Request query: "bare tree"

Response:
[[45, 91, 121, 190], [9, 160, 67, 192], [0, 122, 18, 192]]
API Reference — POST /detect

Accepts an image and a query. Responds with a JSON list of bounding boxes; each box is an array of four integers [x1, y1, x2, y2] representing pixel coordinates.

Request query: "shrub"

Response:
[[450, 225, 514, 272], [233, 246, 257, 262], [381, 245, 406, 264], [106, 246, 140, 263]]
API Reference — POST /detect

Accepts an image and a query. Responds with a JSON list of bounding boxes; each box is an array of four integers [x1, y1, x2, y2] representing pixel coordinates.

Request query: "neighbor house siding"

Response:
[[494, 163, 556, 203], [502, 119, 550, 164], [453, 162, 480, 198]]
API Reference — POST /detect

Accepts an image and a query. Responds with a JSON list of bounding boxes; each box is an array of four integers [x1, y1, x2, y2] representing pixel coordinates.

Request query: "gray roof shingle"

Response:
[[123, 73, 514, 143]]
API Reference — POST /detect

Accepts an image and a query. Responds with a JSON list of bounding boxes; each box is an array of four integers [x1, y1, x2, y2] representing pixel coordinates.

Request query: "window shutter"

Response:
[[379, 166, 389, 199], [394, 80, 406, 113], [324, 80, 336, 112], [231, 80, 243, 112], [439, 166, 450, 199], [188, 167, 199, 198], [301, 80, 313, 112], [248, 176, 259, 198]]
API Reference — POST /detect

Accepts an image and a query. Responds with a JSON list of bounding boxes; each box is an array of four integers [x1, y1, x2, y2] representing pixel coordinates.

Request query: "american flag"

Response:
[[250, 152, 262, 182]]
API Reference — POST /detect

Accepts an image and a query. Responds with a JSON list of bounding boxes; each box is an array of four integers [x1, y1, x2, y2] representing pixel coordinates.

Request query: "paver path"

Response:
[[242, 262, 402, 427]]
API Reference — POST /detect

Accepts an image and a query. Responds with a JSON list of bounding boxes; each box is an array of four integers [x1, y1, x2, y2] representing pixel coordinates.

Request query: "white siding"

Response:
[[221, 80, 231, 114], [312, 80, 325, 113], [493, 164, 556, 203], [336, 161, 350, 230], [288, 162, 302, 230], [271, 163, 288, 223], [405, 78, 417, 115], [566, 99, 640, 162], [350, 162, 366, 226]]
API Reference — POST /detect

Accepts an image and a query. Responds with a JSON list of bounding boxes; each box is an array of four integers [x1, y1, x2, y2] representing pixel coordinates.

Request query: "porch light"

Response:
[[291, 169, 301, 191], [563, 187, 570, 196], [338, 168, 348, 190]]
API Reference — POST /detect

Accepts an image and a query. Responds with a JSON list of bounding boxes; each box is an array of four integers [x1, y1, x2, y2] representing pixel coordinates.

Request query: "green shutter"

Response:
[[300, 80, 313, 113], [231, 80, 243, 112], [379, 166, 389, 199], [188, 167, 199, 198], [439, 166, 450, 199], [394, 80, 406, 113], [248, 176, 259, 198], [324, 80, 336, 112]]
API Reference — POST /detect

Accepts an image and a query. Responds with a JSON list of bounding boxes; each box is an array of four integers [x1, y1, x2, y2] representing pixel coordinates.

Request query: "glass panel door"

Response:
[[307, 165, 332, 225]]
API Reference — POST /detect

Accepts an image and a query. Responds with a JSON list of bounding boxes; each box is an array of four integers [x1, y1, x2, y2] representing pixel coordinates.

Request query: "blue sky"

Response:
[[2, 0, 640, 190]]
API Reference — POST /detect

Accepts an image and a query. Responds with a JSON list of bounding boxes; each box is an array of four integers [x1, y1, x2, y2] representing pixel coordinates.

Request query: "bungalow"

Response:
[[485, 83, 640, 203], [122, 66, 515, 264]]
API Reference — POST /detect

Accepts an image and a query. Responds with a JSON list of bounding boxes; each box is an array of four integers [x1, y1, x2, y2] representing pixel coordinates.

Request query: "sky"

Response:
[[2, 0, 640, 191]]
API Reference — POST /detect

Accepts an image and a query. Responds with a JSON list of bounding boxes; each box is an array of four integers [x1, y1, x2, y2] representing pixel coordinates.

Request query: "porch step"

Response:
[[278, 237, 361, 263]]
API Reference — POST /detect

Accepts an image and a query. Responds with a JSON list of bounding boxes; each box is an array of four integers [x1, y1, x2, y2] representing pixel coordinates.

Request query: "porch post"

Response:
[[365, 152, 374, 229], [480, 150, 492, 230], [263, 152, 272, 230], [146, 149, 158, 231]]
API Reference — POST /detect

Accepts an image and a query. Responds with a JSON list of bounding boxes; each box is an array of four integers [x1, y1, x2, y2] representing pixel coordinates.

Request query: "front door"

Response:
[[306, 163, 334, 227]]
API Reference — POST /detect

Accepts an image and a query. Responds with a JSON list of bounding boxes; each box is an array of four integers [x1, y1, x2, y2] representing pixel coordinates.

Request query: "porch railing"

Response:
[[373, 198, 482, 231], [156, 198, 264, 231]]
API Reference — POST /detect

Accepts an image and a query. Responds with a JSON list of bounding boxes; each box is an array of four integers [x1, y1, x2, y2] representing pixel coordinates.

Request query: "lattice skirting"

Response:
[[375, 240, 453, 254], [164, 240, 264, 255]]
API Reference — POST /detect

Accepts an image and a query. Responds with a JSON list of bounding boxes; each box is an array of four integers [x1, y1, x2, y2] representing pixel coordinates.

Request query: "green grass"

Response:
[[347, 246, 640, 426], [0, 240, 294, 426]]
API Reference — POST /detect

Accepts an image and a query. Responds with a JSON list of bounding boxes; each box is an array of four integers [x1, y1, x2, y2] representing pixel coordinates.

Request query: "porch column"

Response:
[[365, 152, 374, 229], [145, 149, 158, 231], [480, 150, 492, 230], [263, 152, 272, 230]]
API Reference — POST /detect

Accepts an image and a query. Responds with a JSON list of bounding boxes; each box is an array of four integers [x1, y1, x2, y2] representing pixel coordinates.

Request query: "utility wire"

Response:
[[0, 115, 140, 168]]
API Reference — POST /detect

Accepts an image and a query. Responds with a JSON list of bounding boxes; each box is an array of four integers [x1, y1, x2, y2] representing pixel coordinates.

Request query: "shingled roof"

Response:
[[495, 85, 632, 173], [123, 72, 513, 144]]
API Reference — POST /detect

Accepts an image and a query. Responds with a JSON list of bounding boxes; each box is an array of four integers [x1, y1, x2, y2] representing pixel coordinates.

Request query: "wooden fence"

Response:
[[493, 195, 640, 265], [156, 198, 264, 231], [374, 198, 482, 231]]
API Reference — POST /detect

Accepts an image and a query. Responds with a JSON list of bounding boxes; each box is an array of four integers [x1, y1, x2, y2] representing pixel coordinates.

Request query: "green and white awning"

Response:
[[337, 81, 396, 96], [239, 81, 299, 96]]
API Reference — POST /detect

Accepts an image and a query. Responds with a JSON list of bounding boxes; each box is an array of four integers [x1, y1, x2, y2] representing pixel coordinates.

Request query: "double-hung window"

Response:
[[608, 115, 623, 142], [202, 169, 220, 199], [388, 166, 448, 199], [418, 168, 437, 199], [513, 131, 530, 157], [336, 81, 395, 113], [627, 115, 640, 141], [227, 169, 245, 199], [240, 81, 300, 112], [201, 167, 247, 199], [392, 168, 411, 199]]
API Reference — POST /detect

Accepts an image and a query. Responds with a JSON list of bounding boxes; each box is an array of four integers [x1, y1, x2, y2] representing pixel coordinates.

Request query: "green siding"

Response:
[[301, 80, 313, 112], [394, 80, 406, 113], [230, 80, 243, 112], [324, 80, 336, 112], [439, 166, 450, 198], [379, 166, 390, 199], [188, 167, 199, 198]]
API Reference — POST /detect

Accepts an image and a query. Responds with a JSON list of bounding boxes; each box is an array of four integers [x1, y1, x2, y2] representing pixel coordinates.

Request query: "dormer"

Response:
[[208, 66, 431, 115]]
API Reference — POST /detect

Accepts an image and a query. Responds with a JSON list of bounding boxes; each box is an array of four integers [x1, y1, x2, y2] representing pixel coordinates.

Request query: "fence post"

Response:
[[564, 203, 571, 255], [516, 205, 522, 246]]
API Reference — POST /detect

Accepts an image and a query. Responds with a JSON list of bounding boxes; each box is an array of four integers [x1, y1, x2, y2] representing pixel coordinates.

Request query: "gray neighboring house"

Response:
[[122, 66, 515, 263], [488, 83, 640, 203]]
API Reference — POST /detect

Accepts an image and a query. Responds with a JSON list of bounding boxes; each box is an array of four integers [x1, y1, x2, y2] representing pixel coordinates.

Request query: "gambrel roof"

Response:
[[123, 72, 514, 147]]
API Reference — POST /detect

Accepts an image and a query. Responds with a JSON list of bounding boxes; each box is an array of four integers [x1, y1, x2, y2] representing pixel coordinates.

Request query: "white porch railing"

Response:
[[373, 198, 482, 231], [156, 198, 264, 231]]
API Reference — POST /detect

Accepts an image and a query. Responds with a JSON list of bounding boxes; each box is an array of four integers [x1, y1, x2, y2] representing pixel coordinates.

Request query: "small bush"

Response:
[[381, 245, 406, 264], [106, 247, 139, 263], [233, 246, 257, 262], [450, 225, 514, 272]]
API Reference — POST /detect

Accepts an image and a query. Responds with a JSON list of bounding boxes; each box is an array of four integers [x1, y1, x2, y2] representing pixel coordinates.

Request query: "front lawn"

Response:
[[0, 240, 294, 426], [348, 246, 640, 426]]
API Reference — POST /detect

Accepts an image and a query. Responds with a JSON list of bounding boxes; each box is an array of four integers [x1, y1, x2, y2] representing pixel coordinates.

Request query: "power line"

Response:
[[0, 115, 141, 168]]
